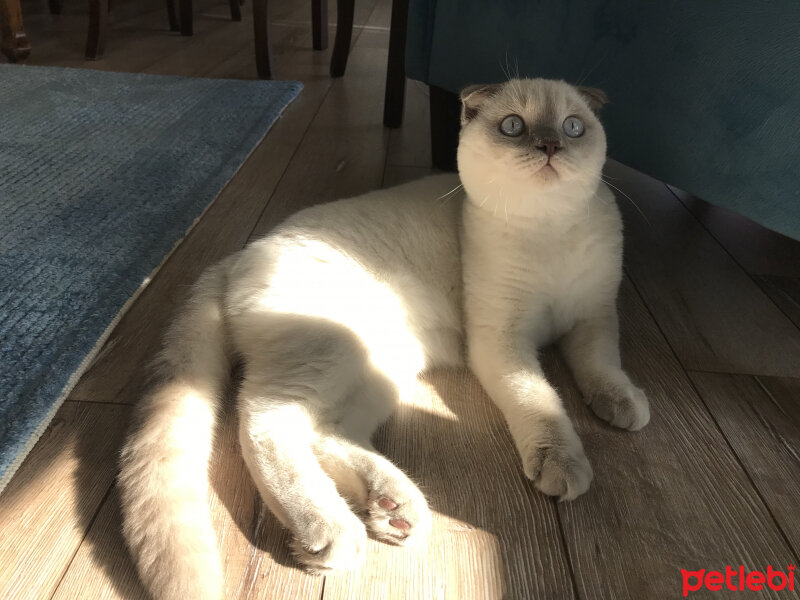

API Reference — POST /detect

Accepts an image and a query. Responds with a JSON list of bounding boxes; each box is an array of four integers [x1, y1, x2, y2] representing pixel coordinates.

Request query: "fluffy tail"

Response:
[[119, 260, 232, 600]]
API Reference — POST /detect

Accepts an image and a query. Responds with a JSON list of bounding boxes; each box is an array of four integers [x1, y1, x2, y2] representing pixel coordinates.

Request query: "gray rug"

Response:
[[0, 64, 301, 492]]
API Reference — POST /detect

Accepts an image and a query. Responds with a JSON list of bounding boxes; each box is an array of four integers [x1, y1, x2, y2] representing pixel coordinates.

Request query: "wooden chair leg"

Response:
[[229, 0, 241, 22], [329, 0, 353, 77], [165, 0, 179, 31], [0, 0, 32, 61], [429, 85, 460, 171], [48, 0, 61, 14], [382, 0, 408, 127], [311, 0, 327, 51], [180, 0, 192, 36], [85, 0, 108, 59], [253, 0, 273, 79]]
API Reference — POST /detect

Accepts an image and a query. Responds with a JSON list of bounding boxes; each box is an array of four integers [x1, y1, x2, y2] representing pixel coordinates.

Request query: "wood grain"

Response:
[[249, 27, 390, 238], [608, 159, 800, 376], [24, 1, 247, 73], [66, 27, 341, 407], [323, 372, 575, 600], [545, 279, 798, 600], [753, 275, 800, 331], [50, 408, 325, 600], [382, 164, 435, 188], [0, 402, 131, 599], [5, 1, 800, 598], [68, 0, 384, 406], [0, 0, 31, 61], [688, 371, 800, 556], [386, 79, 432, 168], [668, 186, 800, 278]]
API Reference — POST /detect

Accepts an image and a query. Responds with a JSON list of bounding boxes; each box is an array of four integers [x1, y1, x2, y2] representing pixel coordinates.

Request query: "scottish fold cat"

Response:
[[119, 78, 649, 600]]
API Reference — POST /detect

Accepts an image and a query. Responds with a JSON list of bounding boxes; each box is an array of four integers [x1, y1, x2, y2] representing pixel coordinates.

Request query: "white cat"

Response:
[[119, 78, 649, 600]]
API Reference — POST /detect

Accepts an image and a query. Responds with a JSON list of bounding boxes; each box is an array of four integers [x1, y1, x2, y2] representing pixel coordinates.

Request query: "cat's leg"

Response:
[[468, 330, 593, 500], [558, 311, 649, 431], [238, 397, 367, 573], [313, 434, 432, 546]]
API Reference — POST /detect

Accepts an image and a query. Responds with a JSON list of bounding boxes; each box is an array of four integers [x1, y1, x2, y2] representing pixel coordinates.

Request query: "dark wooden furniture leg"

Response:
[[253, 0, 272, 78], [48, 0, 61, 14], [180, 0, 192, 36], [166, 0, 179, 31], [382, 0, 409, 126], [0, 0, 31, 61], [85, 0, 108, 59], [311, 0, 327, 51], [329, 0, 354, 77], [429, 84, 460, 171], [229, 0, 242, 21]]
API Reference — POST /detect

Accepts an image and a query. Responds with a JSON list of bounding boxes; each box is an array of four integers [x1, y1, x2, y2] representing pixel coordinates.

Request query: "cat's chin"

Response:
[[534, 164, 559, 182]]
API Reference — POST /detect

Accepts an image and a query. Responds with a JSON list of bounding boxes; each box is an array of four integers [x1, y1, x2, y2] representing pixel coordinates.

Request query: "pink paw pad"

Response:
[[378, 497, 398, 510], [389, 518, 411, 531]]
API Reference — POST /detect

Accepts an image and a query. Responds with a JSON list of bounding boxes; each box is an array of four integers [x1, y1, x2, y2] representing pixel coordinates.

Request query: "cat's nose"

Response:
[[536, 140, 561, 158]]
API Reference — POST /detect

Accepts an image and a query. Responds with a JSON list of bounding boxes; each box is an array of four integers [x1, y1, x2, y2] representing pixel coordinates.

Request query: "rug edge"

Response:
[[0, 82, 302, 496]]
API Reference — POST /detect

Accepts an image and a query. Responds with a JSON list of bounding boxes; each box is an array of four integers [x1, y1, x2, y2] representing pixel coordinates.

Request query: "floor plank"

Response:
[[608, 159, 800, 376], [50, 407, 325, 600], [385, 79, 432, 168], [6, 0, 800, 598], [0, 401, 131, 600], [24, 0, 235, 72], [68, 15, 338, 406], [668, 186, 800, 279], [323, 372, 575, 600], [753, 275, 800, 331], [382, 164, 435, 188], [665, 188, 800, 334], [688, 372, 800, 557], [248, 3, 390, 239], [545, 279, 798, 600]]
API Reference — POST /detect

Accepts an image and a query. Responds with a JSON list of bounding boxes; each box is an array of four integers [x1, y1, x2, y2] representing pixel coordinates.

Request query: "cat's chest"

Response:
[[463, 215, 622, 337], [491, 235, 615, 300]]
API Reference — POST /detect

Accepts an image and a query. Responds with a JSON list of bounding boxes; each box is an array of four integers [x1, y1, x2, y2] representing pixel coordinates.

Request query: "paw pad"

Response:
[[389, 518, 411, 530], [378, 497, 398, 510]]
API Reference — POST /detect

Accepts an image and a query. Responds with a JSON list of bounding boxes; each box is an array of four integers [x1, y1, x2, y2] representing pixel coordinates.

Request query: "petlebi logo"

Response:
[[681, 565, 795, 597]]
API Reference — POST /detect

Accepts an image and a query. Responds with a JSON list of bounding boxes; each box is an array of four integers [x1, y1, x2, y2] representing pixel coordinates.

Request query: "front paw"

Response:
[[587, 381, 649, 431], [521, 420, 593, 501]]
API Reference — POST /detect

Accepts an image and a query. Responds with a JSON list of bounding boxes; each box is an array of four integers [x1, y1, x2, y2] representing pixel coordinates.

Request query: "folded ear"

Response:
[[460, 84, 501, 124], [578, 86, 609, 114]]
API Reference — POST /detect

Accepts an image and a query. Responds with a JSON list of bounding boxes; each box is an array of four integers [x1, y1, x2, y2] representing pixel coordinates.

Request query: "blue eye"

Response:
[[500, 115, 525, 137], [563, 116, 585, 137]]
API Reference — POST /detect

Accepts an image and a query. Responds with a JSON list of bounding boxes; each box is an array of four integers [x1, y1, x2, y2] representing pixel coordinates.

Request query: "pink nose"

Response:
[[537, 140, 561, 158]]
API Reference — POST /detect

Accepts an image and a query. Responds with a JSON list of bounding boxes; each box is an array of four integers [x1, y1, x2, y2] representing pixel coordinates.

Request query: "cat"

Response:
[[118, 78, 649, 600]]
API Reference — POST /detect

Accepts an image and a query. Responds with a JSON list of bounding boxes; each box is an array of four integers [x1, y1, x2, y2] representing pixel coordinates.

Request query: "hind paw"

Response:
[[366, 479, 432, 546], [291, 508, 367, 574]]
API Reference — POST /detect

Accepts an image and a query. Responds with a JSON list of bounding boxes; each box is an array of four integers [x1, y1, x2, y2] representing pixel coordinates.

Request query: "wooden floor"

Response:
[[2, 0, 799, 598]]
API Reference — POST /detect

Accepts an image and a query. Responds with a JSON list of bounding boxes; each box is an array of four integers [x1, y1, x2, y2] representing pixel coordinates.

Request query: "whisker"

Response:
[[601, 177, 651, 226], [436, 183, 463, 201], [435, 183, 465, 208], [575, 48, 609, 87], [499, 48, 512, 82]]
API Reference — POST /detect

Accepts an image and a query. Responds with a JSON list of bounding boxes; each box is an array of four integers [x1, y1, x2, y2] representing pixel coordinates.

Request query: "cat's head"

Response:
[[457, 78, 608, 217]]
